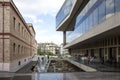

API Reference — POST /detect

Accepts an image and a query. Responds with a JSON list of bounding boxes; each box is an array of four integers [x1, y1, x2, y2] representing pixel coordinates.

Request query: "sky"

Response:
[[13, 0, 65, 45]]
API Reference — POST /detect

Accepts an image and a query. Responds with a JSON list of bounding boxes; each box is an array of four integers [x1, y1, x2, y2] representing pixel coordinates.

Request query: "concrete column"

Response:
[[63, 31, 66, 46]]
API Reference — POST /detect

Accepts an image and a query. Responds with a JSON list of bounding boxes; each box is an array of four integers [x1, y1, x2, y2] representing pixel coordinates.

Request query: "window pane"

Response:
[[93, 8, 98, 27], [99, 0, 106, 23], [106, 0, 115, 19], [115, 0, 120, 12], [84, 20, 87, 32], [85, 18, 88, 31], [90, 14, 93, 29]]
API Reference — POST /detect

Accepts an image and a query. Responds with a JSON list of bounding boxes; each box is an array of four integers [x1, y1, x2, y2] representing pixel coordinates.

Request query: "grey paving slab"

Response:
[[66, 72, 120, 80], [0, 72, 120, 80], [0, 60, 120, 80], [34, 72, 120, 80], [0, 77, 12, 80], [12, 75, 32, 80]]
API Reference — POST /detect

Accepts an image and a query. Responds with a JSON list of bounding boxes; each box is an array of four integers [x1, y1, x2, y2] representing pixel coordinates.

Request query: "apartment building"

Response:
[[0, 0, 37, 72], [56, 0, 120, 65], [38, 42, 60, 55]]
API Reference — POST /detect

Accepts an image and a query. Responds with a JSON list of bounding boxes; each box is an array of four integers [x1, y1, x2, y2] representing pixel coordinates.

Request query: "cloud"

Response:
[[36, 29, 47, 35], [36, 33, 63, 45], [13, 0, 65, 45], [13, 0, 65, 16], [24, 15, 43, 23]]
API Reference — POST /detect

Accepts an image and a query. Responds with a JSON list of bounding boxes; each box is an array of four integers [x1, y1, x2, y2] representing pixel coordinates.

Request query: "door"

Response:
[[108, 47, 117, 64], [91, 49, 94, 57], [99, 48, 104, 63]]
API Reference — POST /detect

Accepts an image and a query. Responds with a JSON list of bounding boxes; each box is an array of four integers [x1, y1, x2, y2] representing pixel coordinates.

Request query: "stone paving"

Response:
[[0, 60, 120, 80], [36, 72, 120, 80], [0, 72, 119, 80]]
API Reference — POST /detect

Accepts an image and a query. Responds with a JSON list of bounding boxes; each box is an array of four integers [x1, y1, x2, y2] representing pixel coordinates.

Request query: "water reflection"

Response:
[[37, 56, 48, 72]]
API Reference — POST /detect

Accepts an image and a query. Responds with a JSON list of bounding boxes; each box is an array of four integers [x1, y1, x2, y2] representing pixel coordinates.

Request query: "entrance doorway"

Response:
[[99, 48, 104, 64], [108, 47, 117, 64], [91, 49, 94, 57]]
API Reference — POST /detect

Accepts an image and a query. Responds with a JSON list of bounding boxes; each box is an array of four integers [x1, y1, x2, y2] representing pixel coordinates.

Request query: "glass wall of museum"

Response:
[[56, 0, 74, 28], [66, 0, 120, 43]]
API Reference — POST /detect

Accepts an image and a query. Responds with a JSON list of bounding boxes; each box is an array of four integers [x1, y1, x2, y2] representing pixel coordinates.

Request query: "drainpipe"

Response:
[[2, 0, 5, 63]]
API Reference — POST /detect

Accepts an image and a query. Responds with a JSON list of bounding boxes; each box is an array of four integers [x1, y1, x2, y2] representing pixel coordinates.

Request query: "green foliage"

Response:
[[37, 49, 55, 56]]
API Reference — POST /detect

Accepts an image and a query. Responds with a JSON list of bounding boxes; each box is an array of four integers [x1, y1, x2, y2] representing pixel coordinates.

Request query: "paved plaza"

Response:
[[0, 72, 120, 80], [0, 60, 120, 80]]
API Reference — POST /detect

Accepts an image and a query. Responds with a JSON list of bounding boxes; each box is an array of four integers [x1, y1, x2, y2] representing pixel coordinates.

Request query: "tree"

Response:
[[37, 49, 55, 56]]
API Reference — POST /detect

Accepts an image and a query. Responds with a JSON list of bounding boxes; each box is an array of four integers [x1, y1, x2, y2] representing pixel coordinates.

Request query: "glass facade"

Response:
[[56, 0, 75, 28], [115, 0, 120, 12], [106, 0, 115, 19], [66, 0, 120, 43], [98, 0, 105, 23]]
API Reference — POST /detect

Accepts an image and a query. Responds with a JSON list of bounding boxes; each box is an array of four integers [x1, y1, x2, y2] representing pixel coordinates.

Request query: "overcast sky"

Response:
[[13, 0, 65, 45]]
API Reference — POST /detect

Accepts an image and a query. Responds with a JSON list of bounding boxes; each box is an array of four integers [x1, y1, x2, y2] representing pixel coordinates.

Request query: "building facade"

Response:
[[56, 0, 120, 65], [0, 0, 37, 72], [38, 43, 60, 55]]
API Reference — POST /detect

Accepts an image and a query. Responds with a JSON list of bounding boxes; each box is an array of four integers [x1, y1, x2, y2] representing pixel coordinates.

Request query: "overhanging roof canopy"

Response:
[[56, 0, 89, 31]]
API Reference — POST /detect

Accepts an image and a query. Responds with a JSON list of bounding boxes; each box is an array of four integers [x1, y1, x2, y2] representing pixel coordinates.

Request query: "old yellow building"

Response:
[[0, 0, 37, 72]]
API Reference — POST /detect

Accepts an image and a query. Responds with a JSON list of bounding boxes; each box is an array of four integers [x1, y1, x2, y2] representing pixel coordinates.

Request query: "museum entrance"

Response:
[[90, 49, 94, 57], [108, 47, 117, 64], [99, 48, 104, 63]]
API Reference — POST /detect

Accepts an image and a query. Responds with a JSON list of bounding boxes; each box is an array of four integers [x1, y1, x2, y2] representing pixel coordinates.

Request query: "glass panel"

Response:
[[66, 31, 72, 43], [85, 18, 89, 31], [93, 8, 98, 27], [115, 0, 120, 12], [88, 15, 91, 30], [84, 21, 86, 33], [56, 0, 74, 28], [66, 31, 74, 43], [79, 25, 82, 36], [98, 0, 106, 23], [92, 0, 98, 5], [76, 14, 83, 27], [106, 0, 115, 19], [82, 22, 85, 33], [90, 14, 93, 29]]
